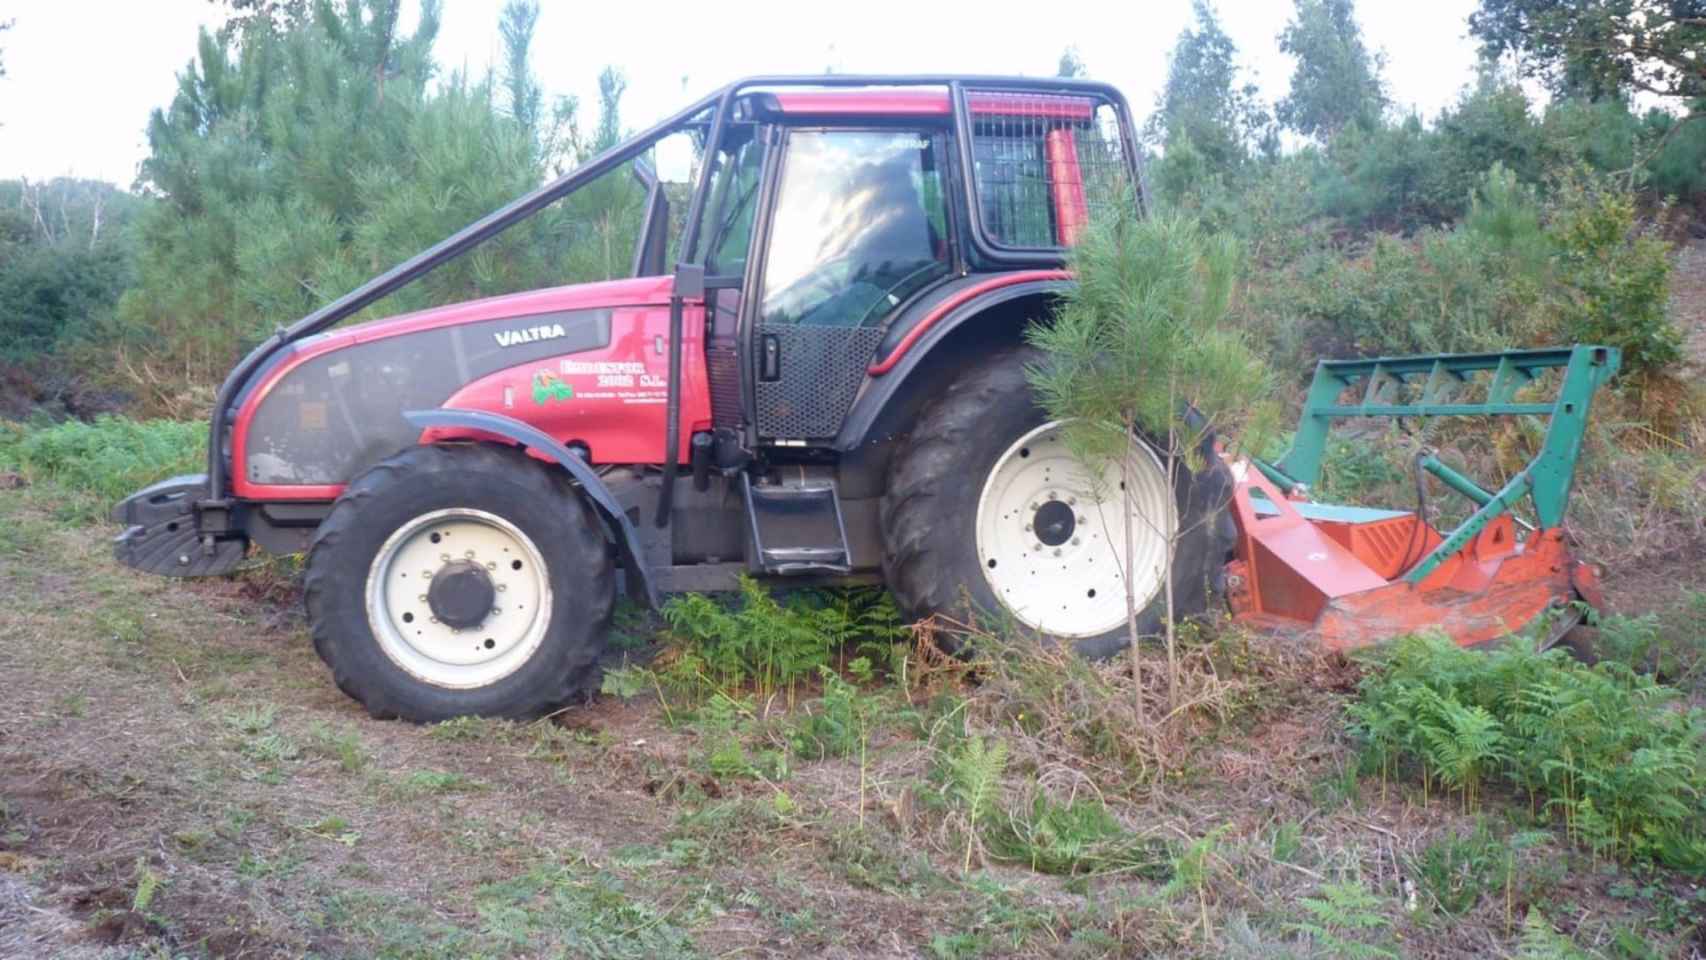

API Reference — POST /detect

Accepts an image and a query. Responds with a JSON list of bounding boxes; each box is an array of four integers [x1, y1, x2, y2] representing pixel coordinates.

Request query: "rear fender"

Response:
[[402, 408, 659, 608], [835, 275, 1071, 453]]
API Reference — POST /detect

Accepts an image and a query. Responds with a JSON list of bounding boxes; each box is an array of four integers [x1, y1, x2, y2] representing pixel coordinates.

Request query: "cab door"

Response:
[[750, 128, 955, 441]]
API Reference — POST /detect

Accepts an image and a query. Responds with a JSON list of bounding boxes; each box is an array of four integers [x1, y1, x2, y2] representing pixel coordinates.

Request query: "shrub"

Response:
[[1349, 633, 1706, 868], [1545, 169, 1679, 376], [0, 415, 206, 519]]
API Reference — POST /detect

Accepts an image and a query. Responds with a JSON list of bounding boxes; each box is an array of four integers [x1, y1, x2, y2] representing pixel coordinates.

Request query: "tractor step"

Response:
[[742, 474, 852, 575]]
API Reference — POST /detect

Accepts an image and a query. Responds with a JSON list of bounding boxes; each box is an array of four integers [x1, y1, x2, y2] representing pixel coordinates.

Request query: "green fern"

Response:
[[1285, 881, 1398, 960], [946, 736, 1008, 871], [1348, 633, 1706, 868], [1514, 909, 1592, 960]]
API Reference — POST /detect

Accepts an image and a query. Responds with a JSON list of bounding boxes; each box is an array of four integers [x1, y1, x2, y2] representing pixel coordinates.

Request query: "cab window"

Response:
[[695, 128, 766, 277], [760, 130, 951, 328]]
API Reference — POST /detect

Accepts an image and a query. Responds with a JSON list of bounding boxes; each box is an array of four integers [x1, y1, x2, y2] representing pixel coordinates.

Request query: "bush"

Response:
[[659, 580, 904, 700], [1349, 633, 1706, 868], [1546, 170, 1679, 376], [0, 416, 207, 518]]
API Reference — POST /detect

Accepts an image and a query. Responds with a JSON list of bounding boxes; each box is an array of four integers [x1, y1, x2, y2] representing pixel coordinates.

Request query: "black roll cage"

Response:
[[202, 75, 1141, 510]]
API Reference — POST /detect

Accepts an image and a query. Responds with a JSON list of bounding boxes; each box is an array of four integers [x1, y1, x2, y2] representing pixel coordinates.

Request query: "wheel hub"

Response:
[[364, 508, 551, 689], [427, 560, 495, 629], [974, 421, 1176, 639], [1032, 500, 1076, 546]]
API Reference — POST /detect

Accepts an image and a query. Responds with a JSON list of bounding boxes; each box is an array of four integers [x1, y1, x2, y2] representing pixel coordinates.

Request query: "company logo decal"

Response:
[[531, 370, 574, 405]]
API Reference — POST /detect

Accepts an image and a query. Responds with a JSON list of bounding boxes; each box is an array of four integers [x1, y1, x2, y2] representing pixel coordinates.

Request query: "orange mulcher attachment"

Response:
[[1224, 345, 1620, 651]]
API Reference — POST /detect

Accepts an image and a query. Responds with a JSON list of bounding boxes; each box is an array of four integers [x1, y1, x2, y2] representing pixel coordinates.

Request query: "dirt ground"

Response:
[[2, 480, 1704, 959]]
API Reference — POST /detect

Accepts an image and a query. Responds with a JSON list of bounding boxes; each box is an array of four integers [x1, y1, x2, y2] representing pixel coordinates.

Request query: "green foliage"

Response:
[[0, 416, 207, 519], [1546, 170, 1678, 375], [1515, 909, 1593, 960], [787, 668, 881, 760], [985, 792, 1170, 877], [0, 179, 144, 363], [132, 856, 164, 914], [1409, 822, 1506, 915], [1269, 164, 1678, 373], [1027, 207, 1276, 471], [1147, 0, 1274, 170], [1314, 433, 1408, 505], [1285, 881, 1397, 959], [1350, 633, 1706, 867], [661, 580, 902, 698], [114, 0, 639, 408], [1469, 0, 1706, 104], [946, 736, 1009, 827], [944, 735, 1008, 871], [1276, 0, 1386, 140]]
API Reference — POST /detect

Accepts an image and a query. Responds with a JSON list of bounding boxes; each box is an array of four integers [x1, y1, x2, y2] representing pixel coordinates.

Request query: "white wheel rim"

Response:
[[365, 508, 552, 689], [975, 421, 1175, 639]]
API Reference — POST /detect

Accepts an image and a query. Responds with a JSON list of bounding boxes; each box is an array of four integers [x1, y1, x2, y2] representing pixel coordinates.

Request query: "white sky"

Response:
[[0, 0, 1484, 185]]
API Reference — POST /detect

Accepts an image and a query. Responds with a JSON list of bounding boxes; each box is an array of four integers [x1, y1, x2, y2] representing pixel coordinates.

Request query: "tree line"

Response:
[[0, 0, 1701, 413]]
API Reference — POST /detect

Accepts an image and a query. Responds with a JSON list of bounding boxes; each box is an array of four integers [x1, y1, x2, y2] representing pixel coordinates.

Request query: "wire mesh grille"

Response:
[[754, 326, 888, 439], [965, 90, 1130, 248]]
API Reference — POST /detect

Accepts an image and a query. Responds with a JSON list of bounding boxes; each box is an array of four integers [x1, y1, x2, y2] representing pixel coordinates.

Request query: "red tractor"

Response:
[[113, 76, 1616, 721]]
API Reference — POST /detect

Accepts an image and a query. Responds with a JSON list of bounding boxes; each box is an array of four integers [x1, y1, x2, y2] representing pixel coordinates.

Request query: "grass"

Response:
[[0, 415, 206, 521]]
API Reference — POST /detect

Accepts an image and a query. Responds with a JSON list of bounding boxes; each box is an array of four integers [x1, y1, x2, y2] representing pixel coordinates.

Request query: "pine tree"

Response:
[[1148, 1, 1272, 172], [1276, 0, 1387, 140]]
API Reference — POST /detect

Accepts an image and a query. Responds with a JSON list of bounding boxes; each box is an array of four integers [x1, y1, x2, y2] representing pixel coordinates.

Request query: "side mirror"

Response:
[[654, 134, 699, 185]]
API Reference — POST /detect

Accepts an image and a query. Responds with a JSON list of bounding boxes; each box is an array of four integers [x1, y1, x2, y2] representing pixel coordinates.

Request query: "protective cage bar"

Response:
[[1258, 344, 1620, 583], [960, 89, 1133, 250]]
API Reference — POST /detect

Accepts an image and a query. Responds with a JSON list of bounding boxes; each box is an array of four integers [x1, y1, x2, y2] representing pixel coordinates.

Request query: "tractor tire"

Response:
[[880, 345, 1236, 660], [304, 443, 614, 722]]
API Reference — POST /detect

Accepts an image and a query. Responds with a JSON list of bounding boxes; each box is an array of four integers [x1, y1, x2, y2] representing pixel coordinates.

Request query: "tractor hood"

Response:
[[323, 274, 677, 347], [228, 273, 681, 498]]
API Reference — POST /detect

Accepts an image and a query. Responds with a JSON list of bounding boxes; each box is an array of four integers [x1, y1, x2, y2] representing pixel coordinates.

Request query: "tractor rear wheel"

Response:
[[304, 443, 614, 721], [880, 346, 1235, 659]]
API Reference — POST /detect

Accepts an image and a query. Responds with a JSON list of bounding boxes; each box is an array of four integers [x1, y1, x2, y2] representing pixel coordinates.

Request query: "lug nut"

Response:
[[464, 550, 475, 559], [1077, 515, 1086, 524], [1024, 523, 1033, 532], [486, 561, 497, 570], [1053, 548, 1062, 557], [1071, 538, 1080, 546], [440, 553, 450, 562], [422, 570, 433, 579]]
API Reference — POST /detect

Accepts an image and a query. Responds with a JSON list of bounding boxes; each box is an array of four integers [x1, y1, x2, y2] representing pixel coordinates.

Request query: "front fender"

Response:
[[402, 408, 659, 608]]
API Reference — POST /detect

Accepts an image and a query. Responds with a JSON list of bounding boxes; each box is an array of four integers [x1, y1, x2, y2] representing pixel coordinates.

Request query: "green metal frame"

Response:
[[1256, 345, 1621, 584]]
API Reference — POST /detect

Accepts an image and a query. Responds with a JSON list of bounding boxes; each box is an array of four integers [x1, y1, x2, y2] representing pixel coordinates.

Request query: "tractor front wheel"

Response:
[[880, 346, 1235, 659], [305, 444, 614, 721]]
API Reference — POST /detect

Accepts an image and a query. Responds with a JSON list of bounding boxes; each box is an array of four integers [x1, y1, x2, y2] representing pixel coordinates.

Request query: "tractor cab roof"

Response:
[[754, 87, 1100, 120]]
